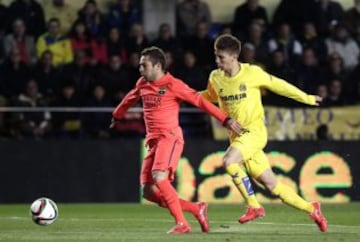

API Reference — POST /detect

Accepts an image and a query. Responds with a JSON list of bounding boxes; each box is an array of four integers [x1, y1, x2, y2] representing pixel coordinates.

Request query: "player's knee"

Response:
[[151, 170, 168, 183]]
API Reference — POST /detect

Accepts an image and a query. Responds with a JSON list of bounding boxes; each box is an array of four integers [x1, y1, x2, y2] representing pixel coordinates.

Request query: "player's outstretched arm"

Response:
[[174, 80, 243, 135], [262, 74, 320, 106], [253, 65, 321, 106]]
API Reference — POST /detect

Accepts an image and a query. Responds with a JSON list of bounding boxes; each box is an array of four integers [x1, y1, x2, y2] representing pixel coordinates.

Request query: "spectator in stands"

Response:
[[33, 50, 60, 101], [97, 54, 130, 104], [345, 0, 360, 43], [296, 47, 323, 93], [11, 79, 51, 139], [325, 22, 360, 71], [320, 52, 347, 84], [106, 27, 128, 63], [82, 84, 112, 139], [0, 48, 30, 99], [264, 50, 298, 106], [61, 50, 94, 100], [218, 24, 233, 36], [176, 0, 212, 38], [315, 84, 328, 100], [52, 82, 82, 139], [273, 0, 317, 36], [89, 36, 108, 66], [126, 51, 140, 86], [315, 0, 345, 37], [175, 50, 207, 91], [245, 22, 270, 65], [36, 18, 73, 67], [69, 19, 93, 64], [164, 51, 176, 74], [316, 124, 330, 140], [267, 49, 296, 82], [240, 43, 264, 69], [77, 0, 106, 38], [8, 0, 46, 38], [268, 23, 303, 66], [183, 21, 214, 74], [3, 18, 37, 66], [107, 0, 141, 36], [232, 0, 269, 39], [300, 22, 328, 64], [66, 18, 108, 66], [323, 79, 345, 106], [127, 23, 149, 54], [151, 23, 182, 60], [43, 0, 77, 35], [175, 50, 209, 136]]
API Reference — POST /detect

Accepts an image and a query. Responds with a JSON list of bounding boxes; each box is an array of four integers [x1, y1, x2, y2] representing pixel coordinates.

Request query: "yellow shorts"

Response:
[[243, 150, 271, 179], [230, 123, 270, 178]]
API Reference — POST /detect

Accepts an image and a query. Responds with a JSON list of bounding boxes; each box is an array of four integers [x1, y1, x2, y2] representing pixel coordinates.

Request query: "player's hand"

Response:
[[225, 118, 243, 135], [315, 95, 323, 106]]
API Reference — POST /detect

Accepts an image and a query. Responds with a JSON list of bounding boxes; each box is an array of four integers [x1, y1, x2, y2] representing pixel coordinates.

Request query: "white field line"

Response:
[[1, 216, 360, 229]]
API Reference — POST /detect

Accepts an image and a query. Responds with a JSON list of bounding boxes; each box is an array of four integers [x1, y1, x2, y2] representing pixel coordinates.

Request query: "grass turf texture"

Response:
[[0, 203, 359, 242]]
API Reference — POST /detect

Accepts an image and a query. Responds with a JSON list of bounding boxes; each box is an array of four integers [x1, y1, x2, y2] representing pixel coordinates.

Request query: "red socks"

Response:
[[147, 186, 199, 215], [179, 199, 198, 214], [156, 179, 186, 224]]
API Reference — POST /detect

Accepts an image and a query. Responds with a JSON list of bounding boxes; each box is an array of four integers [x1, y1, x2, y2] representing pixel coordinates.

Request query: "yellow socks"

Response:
[[226, 163, 261, 208], [271, 182, 314, 213]]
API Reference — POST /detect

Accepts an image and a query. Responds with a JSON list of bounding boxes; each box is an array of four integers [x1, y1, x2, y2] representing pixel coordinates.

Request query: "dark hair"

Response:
[[68, 19, 90, 40], [141, 46, 166, 70], [215, 34, 241, 56]]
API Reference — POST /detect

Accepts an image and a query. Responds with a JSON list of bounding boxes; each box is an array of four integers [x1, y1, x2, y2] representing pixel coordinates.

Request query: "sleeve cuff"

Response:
[[222, 117, 231, 127]]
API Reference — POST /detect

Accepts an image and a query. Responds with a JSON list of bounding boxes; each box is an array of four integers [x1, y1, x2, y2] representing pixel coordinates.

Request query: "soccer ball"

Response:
[[30, 197, 58, 225]]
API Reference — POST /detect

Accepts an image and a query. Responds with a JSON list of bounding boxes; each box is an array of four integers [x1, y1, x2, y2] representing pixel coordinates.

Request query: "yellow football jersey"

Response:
[[201, 63, 317, 129]]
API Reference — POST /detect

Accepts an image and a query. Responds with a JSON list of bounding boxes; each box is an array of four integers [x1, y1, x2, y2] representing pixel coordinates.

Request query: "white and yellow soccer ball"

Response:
[[30, 197, 58, 225]]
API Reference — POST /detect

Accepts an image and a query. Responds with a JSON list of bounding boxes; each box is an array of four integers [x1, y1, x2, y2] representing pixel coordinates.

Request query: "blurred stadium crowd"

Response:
[[0, 0, 359, 140]]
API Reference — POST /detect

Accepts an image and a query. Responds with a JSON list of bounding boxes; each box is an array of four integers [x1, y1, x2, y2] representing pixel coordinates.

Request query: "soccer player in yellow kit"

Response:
[[201, 34, 328, 232]]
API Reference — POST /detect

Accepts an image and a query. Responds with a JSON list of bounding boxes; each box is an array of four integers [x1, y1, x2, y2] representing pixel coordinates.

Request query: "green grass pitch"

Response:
[[0, 203, 359, 242]]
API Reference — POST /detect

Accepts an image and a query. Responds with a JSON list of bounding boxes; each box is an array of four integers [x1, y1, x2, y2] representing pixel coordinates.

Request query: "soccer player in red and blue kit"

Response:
[[112, 46, 242, 234]]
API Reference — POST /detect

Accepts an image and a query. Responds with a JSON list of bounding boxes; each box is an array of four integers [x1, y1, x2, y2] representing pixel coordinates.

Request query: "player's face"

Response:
[[215, 49, 238, 71], [139, 55, 161, 81]]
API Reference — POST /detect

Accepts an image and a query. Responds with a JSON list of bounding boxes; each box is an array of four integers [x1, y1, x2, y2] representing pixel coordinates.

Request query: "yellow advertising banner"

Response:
[[211, 105, 360, 140]]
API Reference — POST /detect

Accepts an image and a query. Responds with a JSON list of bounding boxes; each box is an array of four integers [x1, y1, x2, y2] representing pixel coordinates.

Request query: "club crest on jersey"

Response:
[[239, 84, 247, 91], [158, 86, 166, 95]]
